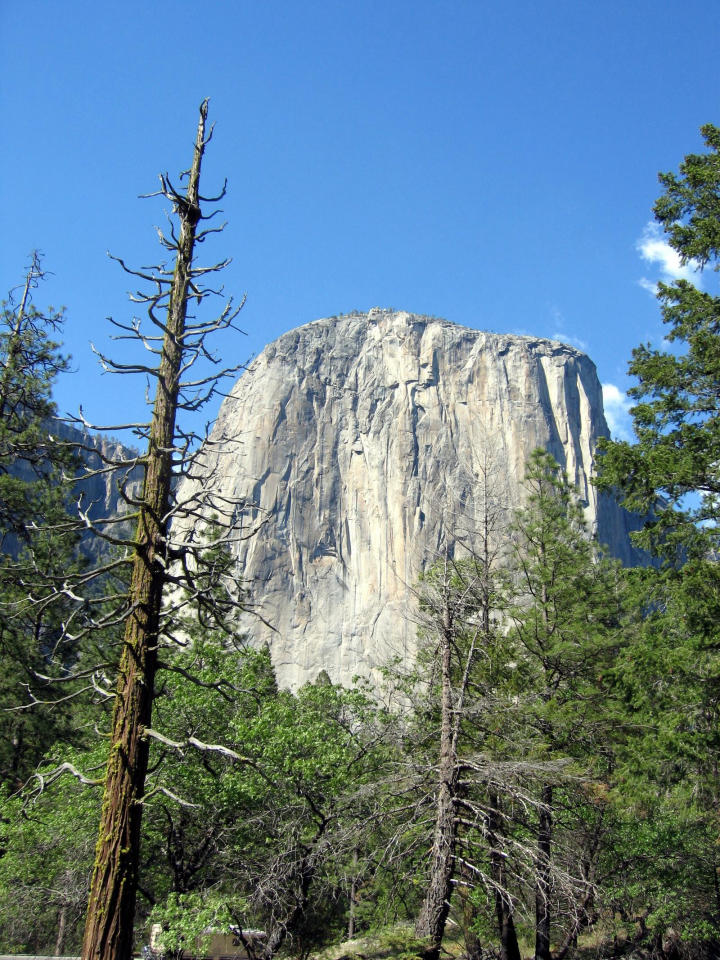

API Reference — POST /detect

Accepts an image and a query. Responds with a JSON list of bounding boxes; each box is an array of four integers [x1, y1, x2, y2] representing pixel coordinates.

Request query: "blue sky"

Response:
[[1, 0, 717, 444]]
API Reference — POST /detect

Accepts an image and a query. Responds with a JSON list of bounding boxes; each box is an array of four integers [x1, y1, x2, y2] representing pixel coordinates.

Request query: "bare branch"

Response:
[[138, 785, 198, 808], [141, 728, 251, 764], [30, 762, 104, 794]]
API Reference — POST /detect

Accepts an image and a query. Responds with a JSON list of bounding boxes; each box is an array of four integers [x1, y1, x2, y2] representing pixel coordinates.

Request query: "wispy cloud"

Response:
[[547, 304, 588, 352], [602, 383, 633, 441], [550, 330, 588, 352], [636, 222, 701, 293], [638, 276, 660, 295]]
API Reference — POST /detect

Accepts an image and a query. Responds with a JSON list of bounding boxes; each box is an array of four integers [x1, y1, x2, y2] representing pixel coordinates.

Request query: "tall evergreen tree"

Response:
[[596, 125, 720, 945], [0, 254, 83, 786], [504, 450, 626, 960], [597, 123, 720, 559], [0, 251, 72, 546]]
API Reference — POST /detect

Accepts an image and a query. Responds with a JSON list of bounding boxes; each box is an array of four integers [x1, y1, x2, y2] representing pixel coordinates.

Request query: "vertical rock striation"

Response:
[[177, 309, 641, 688]]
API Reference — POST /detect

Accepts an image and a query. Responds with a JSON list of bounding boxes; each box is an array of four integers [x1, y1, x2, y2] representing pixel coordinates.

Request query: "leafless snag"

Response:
[[61, 99, 261, 960], [0, 101, 255, 960], [398, 444, 599, 960]]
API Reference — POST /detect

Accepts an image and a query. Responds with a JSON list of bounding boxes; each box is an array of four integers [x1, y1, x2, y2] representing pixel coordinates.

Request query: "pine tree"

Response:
[[0, 251, 73, 546], [597, 124, 720, 560], [504, 450, 626, 960], [0, 254, 84, 786], [596, 125, 720, 944]]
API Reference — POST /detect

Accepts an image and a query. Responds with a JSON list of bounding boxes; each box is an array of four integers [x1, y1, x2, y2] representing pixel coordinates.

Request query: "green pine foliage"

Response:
[[499, 452, 628, 954], [396, 452, 632, 958], [597, 124, 720, 559], [505, 450, 627, 765], [594, 124, 720, 948], [0, 256, 91, 787], [0, 252, 73, 545]]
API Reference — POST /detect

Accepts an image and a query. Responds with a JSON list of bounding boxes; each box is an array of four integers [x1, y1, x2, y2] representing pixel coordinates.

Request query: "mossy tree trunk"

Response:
[[81, 103, 208, 960]]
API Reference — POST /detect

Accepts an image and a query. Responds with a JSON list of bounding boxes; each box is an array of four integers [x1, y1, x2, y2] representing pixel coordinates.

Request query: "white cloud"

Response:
[[602, 383, 633, 441], [636, 222, 701, 291], [638, 276, 660, 295]]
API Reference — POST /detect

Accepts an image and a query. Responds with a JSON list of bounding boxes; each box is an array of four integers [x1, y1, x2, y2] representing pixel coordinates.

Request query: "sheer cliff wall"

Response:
[[176, 309, 640, 688]]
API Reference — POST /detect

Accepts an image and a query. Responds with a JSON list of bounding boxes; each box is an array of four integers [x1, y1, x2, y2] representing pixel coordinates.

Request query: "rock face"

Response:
[[177, 309, 641, 689]]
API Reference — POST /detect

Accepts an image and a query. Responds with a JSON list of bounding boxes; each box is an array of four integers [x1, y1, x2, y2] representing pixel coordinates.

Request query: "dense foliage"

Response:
[[596, 123, 720, 952], [0, 254, 89, 789], [597, 124, 720, 558]]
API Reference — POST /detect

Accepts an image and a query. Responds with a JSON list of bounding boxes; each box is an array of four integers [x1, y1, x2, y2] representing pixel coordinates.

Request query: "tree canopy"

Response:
[[597, 124, 720, 559]]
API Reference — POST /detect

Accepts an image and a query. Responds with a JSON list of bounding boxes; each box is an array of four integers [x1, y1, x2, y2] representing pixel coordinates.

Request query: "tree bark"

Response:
[[415, 610, 458, 960], [534, 561, 553, 960], [54, 903, 67, 957], [347, 847, 359, 940], [457, 864, 483, 960], [534, 783, 553, 960], [487, 790, 521, 960], [81, 102, 208, 960]]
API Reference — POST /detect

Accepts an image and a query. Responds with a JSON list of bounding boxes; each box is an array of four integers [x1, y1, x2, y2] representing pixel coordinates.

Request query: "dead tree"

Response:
[[413, 560, 462, 960], [412, 445, 513, 960], [75, 99, 254, 960], [0, 101, 249, 960], [409, 446, 594, 960], [81, 104, 199, 959]]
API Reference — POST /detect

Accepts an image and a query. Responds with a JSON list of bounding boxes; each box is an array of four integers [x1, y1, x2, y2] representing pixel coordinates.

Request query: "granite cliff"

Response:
[[177, 309, 641, 688]]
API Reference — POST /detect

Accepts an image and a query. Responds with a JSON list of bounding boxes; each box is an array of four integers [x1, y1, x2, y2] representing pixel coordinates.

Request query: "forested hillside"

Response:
[[1, 111, 719, 960]]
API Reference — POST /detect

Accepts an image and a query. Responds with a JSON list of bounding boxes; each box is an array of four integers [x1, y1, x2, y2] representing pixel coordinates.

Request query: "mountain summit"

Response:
[[177, 309, 641, 687]]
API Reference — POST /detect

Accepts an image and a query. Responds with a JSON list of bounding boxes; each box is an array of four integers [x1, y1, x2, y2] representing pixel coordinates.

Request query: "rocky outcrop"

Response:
[[176, 309, 642, 689]]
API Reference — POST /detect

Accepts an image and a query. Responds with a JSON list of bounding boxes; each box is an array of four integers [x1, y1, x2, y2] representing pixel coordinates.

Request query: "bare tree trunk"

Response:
[[81, 102, 208, 960], [415, 610, 458, 960], [347, 847, 359, 940], [487, 791, 521, 960], [499, 909, 522, 960], [457, 865, 483, 960], [534, 565, 553, 960], [534, 783, 553, 960], [54, 903, 67, 957]]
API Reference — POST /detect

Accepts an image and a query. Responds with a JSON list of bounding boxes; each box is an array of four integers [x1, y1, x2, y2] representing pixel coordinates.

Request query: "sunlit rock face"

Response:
[[177, 309, 641, 688]]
